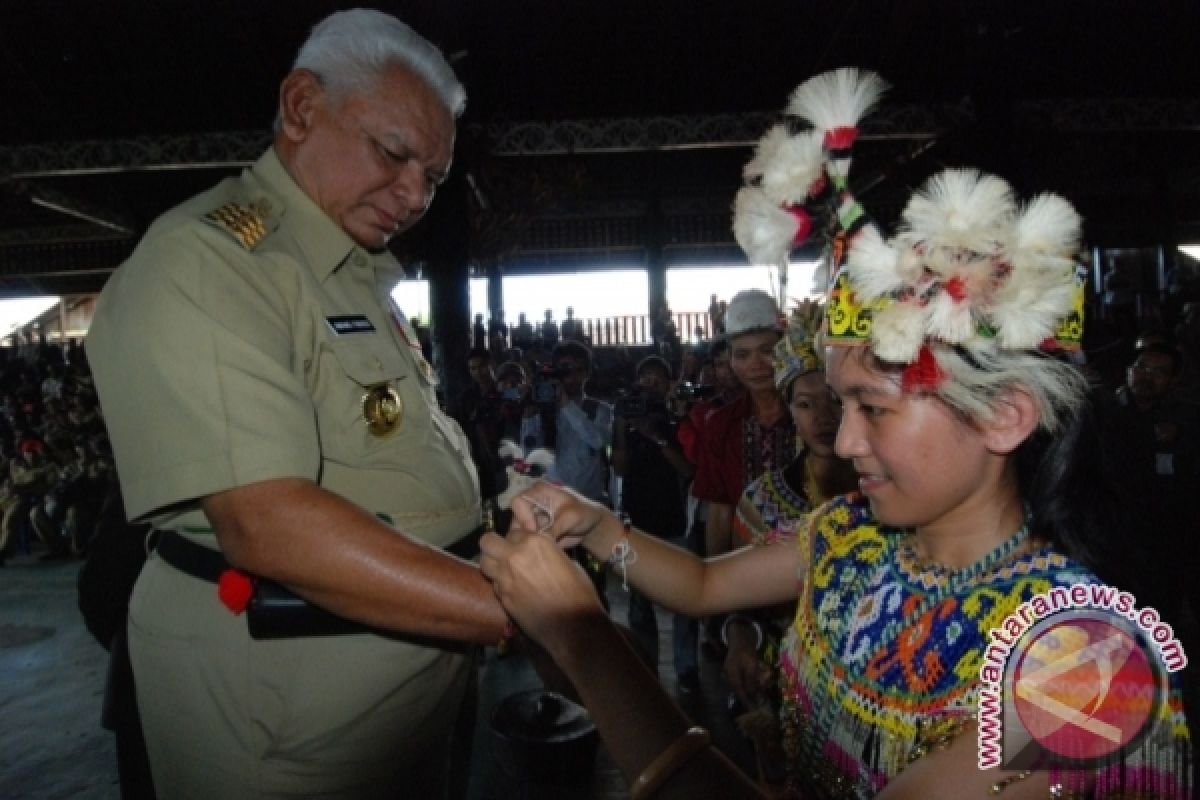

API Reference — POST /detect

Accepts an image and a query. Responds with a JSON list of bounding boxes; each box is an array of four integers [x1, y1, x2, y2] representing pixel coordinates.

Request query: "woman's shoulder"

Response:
[[804, 493, 896, 560]]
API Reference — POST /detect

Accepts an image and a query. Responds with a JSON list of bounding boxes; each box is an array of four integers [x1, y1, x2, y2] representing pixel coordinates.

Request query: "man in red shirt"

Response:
[[690, 290, 795, 563]]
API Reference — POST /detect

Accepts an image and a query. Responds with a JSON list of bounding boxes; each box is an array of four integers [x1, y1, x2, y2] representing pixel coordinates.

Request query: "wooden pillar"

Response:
[[424, 172, 473, 413]]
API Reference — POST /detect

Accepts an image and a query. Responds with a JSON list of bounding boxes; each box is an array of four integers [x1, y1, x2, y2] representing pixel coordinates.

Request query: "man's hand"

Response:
[[509, 482, 610, 550], [479, 525, 606, 660], [723, 619, 769, 709]]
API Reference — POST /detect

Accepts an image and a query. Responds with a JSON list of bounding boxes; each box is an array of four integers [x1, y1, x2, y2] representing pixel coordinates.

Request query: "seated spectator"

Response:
[[10, 438, 67, 559]]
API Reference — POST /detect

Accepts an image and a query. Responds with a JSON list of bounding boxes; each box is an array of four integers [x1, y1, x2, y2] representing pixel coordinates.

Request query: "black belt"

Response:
[[154, 525, 484, 584], [153, 526, 485, 640], [154, 530, 228, 583]]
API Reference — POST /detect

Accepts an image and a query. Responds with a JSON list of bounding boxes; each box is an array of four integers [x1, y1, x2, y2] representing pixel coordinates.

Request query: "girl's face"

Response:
[[788, 371, 840, 458], [826, 347, 1001, 533], [729, 331, 779, 394]]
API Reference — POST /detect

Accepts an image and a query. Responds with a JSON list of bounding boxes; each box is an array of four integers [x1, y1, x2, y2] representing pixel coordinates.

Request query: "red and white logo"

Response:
[[1011, 611, 1160, 763]]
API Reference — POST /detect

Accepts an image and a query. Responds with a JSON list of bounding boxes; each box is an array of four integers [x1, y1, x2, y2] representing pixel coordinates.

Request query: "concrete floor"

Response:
[[0, 556, 118, 800], [0, 559, 754, 799]]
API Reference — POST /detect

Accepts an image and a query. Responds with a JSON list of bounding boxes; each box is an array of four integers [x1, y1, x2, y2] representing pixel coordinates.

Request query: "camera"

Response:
[[501, 387, 523, 402], [531, 362, 569, 406], [674, 382, 716, 403], [615, 391, 648, 419]]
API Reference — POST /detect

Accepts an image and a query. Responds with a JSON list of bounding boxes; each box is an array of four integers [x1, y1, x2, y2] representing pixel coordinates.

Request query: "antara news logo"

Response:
[[978, 583, 1187, 770]]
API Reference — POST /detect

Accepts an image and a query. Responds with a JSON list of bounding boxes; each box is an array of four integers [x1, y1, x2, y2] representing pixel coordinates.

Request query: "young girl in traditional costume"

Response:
[[480, 69, 1193, 799]]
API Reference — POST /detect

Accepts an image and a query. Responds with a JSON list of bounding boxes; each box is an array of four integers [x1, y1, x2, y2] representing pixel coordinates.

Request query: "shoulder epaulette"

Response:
[[203, 201, 276, 251]]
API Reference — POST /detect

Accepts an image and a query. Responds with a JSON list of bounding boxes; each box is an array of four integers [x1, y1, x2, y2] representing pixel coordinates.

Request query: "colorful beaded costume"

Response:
[[732, 461, 814, 548], [777, 494, 1193, 799]]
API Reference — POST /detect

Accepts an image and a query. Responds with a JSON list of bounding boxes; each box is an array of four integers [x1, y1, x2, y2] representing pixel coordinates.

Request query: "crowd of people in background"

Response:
[[0, 336, 113, 567]]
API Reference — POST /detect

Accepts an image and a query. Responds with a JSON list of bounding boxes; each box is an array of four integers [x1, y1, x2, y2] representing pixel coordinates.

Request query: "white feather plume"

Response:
[[901, 169, 1016, 253], [995, 287, 1074, 350], [925, 287, 978, 344], [786, 68, 890, 131], [870, 301, 926, 363], [744, 127, 827, 206], [743, 125, 788, 181], [497, 439, 524, 463], [1012, 193, 1082, 259], [733, 186, 800, 266], [846, 226, 908, 299], [990, 265, 1078, 349]]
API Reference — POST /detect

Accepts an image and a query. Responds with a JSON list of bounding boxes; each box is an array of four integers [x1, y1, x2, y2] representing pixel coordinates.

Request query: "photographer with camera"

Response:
[[612, 355, 698, 690], [534, 341, 612, 503]]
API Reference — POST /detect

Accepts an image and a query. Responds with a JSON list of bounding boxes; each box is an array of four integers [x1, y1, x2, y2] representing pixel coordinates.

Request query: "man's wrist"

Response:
[[721, 615, 764, 652], [585, 509, 626, 558]]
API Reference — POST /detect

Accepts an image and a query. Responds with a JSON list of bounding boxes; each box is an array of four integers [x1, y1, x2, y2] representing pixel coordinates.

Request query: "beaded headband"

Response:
[[773, 300, 824, 391], [733, 68, 1086, 391]]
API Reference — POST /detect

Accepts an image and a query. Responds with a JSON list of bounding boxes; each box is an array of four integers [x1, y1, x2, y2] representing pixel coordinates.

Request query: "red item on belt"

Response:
[[217, 569, 255, 614]]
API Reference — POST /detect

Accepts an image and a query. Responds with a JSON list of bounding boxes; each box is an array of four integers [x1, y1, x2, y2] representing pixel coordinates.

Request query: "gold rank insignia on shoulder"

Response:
[[362, 383, 403, 437], [203, 201, 275, 251]]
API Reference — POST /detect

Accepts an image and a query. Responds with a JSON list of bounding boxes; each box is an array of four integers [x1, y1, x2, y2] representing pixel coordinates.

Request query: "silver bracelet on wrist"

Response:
[[720, 615, 764, 652]]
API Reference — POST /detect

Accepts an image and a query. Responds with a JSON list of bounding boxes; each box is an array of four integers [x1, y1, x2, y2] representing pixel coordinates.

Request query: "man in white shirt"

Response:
[[549, 340, 613, 503]]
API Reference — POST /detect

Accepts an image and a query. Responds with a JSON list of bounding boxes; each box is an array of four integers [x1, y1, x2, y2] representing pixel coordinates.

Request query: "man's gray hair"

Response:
[[292, 9, 466, 117]]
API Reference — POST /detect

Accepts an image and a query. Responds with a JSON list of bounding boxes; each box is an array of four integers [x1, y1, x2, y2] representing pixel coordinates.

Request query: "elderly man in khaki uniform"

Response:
[[85, 10, 507, 799]]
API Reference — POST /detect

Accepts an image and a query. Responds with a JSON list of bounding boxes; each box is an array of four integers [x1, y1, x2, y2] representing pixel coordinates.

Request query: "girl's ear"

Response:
[[983, 387, 1039, 455]]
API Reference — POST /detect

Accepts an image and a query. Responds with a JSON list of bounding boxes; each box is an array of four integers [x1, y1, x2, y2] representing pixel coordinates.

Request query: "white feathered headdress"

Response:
[[833, 168, 1085, 371]]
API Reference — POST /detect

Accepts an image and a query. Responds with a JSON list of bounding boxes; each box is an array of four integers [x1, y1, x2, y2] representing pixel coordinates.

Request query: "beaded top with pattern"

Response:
[[732, 460, 813, 548], [777, 493, 1193, 799]]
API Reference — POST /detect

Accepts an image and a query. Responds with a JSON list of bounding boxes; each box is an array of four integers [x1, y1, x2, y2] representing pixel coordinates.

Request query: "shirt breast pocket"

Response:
[[320, 337, 418, 459]]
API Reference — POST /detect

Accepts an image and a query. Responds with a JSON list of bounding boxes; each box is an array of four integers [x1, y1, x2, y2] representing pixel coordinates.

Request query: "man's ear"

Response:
[[277, 69, 323, 143], [983, 387, 1039, 455]]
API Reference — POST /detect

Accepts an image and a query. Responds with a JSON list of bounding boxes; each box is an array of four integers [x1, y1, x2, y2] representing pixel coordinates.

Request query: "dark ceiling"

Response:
[[2, 0, 1200, 297]]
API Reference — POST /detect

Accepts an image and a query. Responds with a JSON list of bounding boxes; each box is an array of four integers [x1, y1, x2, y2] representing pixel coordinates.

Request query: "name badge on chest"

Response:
[[327, 315, 377, 335]]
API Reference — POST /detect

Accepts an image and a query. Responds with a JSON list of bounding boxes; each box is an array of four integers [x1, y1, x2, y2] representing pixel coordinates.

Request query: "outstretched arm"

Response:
[[510, 482, 802, 617], [480, 527, 764, 799]]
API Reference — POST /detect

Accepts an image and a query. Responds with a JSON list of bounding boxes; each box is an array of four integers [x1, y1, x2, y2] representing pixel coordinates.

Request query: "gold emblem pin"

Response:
[[362, 384, 403, 437]]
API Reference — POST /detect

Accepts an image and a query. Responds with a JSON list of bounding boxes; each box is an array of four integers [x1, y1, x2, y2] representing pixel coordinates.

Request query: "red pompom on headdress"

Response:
[[901, 345, 946, 392]]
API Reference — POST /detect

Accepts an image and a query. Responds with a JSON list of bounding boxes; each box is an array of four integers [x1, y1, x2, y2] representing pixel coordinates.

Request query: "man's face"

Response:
[[556, 356, 588, 396], [467, 357, 494, 389], [729, 331, 778, 394], [284, 63, 455, 249], [1126, 351, 1176, 403], [637, 367, 671, 403], [713, 350, 738, 392]]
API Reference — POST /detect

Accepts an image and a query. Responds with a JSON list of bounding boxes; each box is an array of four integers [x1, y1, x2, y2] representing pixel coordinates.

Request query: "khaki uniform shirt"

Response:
[[86, 148, 479, 542]]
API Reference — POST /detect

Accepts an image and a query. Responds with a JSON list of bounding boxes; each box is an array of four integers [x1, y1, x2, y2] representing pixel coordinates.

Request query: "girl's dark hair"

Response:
[[1018, 390, 1195, 645]]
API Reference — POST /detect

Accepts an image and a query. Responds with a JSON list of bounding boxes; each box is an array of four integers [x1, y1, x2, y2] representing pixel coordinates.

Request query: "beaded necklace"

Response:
[[894, 517, 1031, 595]]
